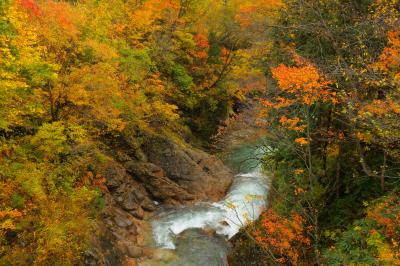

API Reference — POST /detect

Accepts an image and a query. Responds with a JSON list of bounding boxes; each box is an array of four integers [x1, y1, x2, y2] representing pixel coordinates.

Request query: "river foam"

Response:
[[151, 167, 269, 249]]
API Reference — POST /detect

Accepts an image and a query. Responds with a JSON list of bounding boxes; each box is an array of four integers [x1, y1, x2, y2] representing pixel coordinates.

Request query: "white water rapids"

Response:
[[151, 167, 269, 249]]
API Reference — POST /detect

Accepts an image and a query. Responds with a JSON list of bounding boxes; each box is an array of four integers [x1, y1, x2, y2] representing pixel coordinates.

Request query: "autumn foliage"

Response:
[[253, 210, 311, 265], [3, 0, 400, 264], [239, 0, 400, 265], [1, 0, 272, 264]]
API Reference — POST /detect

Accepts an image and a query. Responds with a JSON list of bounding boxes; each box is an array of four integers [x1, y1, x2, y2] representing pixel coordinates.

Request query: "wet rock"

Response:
[[112, 231, 125, 241], [115, 151, 132, 163], [126, 245, 144, 258], [100, 161, 127, 182], [133, 148, 148, 162], [87, 224, 124, 266], [121, 193, 140, 211], [114, 216, 132, 228], [133, 190, 145, 201], [128, 225, 138, 236], [141, 198, 156, 211], [143, 136, 233, 201], [142, 248, 154, 259], [84, 249, 100, 266], [219, 221, 230, 226], [124, 161, 195, 202], [130, 206, 145, 220], [106, 178, 121, 191], [175, 229, 229, 266]]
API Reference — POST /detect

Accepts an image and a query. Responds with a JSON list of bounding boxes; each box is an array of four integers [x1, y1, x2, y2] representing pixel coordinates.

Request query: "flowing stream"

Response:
[[150, 145, 269, 266]]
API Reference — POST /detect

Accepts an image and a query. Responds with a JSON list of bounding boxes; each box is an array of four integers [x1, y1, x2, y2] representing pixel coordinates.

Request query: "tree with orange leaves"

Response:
[[253, 209, 311, 265]]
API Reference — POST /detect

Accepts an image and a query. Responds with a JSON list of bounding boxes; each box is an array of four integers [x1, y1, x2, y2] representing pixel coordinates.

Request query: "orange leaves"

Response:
[[365, 194, 400, 264], [261, 55, 336, 133], [39, 1, 80, 38], [0, 209, 23, 220], [367, 195, 400, 240], [194, 33, 210, 49], [130, 0, 178, 31], [259, 54, 337, 146], [254, 210, 310, 265], [79, 171, 108, 193], [294, 169, 305, 175], [18, 0, 40, 17], [193, 33, 210, 60], [295, 137, 309, 145], [360, 99, 400, 117], [279, 116, 306, 132], [235, 0, 284, 28], [271, 62, 334, 105], [372, 30, 400, 73]]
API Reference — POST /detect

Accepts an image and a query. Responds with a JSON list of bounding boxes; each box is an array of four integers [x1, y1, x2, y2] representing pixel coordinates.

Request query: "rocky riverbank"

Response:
[[85, 99, 267, 266]]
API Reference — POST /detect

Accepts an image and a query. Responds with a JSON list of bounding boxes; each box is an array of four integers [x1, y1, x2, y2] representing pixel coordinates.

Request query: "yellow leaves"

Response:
[[355, 131, 372, 144], [0, 209, 22, 233], [0, 154, 100, 265], [0, 1, 47, 128], [295, 137, 309, 145], [0, 219, 17, 231], [326, 144, 340, 157], [31, 122, 87, 160], [226, 201, 237, 210], [82, 40, 118, 61], [367, 230, 400, 265], [129, 0, 178, 35], [151, 100, 180, 122], [294, 186, 305, 195], [294, 169, 305, 175], [244, 194, 264, 203], [235, 0, 284, 28]]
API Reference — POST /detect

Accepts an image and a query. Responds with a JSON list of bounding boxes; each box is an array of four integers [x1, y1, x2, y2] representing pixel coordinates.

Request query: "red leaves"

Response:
[[194, 33, 209, 49], [367, 195, 400, 239], [192, 33, 210, 60], [18, 0, 41, 17]]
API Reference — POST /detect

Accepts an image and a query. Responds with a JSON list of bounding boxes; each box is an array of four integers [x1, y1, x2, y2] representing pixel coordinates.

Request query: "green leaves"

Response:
[[170, 63, 193, 92], [21, 62, 58, 87], [119, 48, 153, 83], [31, 122, 86, 158]]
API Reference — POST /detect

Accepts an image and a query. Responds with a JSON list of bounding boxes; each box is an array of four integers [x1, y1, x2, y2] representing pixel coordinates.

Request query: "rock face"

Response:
[[89, 134, 234, 265], [143, 136, 233, 201], [125, 161, 195, 203]]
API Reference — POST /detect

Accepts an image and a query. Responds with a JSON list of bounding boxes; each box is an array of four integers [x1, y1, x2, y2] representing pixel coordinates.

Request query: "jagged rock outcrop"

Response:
[[124, 161, 195, 204], [143, 136, 233, 201]]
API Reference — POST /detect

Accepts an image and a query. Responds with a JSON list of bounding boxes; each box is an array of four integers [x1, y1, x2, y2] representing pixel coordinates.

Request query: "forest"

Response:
[[1, 0, 400, 265]]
